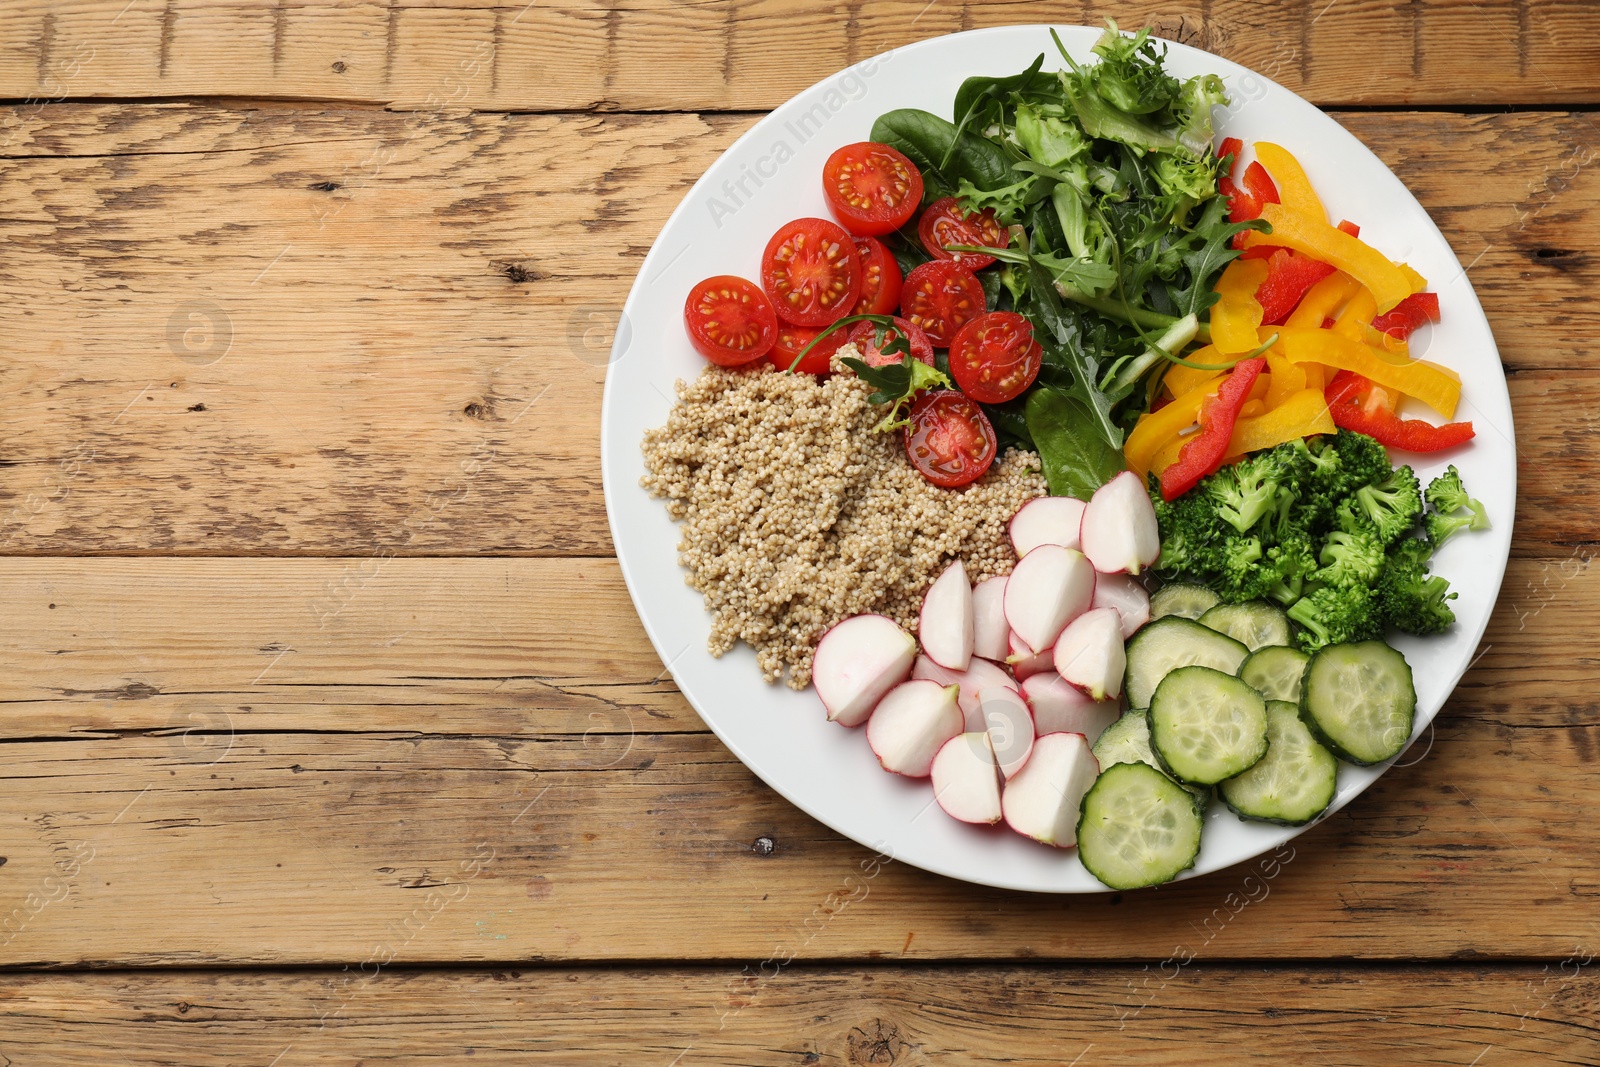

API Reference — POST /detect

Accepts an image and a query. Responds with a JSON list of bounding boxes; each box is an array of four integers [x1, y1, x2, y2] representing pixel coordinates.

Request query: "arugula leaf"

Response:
[[1026, 258, 1123, 450], [1169, 197, 1272, 319], [1025, 386, 1127, 498], [840, 355, 954, 432]]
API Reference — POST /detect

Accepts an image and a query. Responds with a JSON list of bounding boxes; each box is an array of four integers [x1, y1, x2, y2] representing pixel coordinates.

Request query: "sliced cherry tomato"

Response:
[[900, 260, 986, 346], [851, 236, 903, 316], [917, 196, 1008, 269], [767, 322, 847, 375], [683, 275, 778, 366], [760, 217, 861, 328], [822, 142, 925, 237], [947, 311, 1043, 404], [847, 317, 935, 368], [904, 391, 997, 489]]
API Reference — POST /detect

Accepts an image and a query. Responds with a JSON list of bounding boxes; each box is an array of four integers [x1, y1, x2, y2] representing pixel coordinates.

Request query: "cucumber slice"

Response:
[[1199, 600, 1291, 652], [1149, 582, 1221, 621], [1148, 666, 1268, 785], [1091, 710, 1211, 807], [1125, 616, 1250, 709], [1077, 762, 1204, 890], [1239, 645, 1311, 703], [1300, 640, 1416, 766], [1221, 701, 1338, 825]]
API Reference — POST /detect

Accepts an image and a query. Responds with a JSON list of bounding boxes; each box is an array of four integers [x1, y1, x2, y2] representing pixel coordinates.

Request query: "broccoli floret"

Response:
[[1333, 431, 1393, 495], [1151, 482, 1220, 576], [1314, 528, 1387, 587], [1377, 537, 1457, 635], [1264, 530, 1318, 605], [1214, 535, 1277, 602], [1287, 584, 1382, 652], [1349, 466, 1423, 546], [1423, 465, 1490, 550], [1207, 449, 1293, 534], [1286, 435, 1346, 533]]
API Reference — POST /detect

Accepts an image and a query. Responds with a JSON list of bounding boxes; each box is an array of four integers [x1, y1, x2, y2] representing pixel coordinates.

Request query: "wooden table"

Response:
[[1, 1, 1596, 1061]]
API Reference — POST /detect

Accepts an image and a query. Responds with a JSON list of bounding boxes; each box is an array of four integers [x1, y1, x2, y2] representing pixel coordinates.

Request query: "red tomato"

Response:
[[900, 260, 985, 346], [683, 275, 778, 366], [847, 317, 935, 368], [760, 218, 861, 327], [851, 236, 903, 316], [917, 196, 1008, 269], [947, 311, 1043, 404], [904, 391, 997, 489], [822, 142, 925, 237], [767, 322, 847, 375]]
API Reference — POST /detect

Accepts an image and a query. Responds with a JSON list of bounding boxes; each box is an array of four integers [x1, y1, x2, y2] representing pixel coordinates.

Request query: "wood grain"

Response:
[[0, 965, 1591, 1065], [0, 555, 1592, 966], [4, 0, 1599, 110], [1, 104, 1595, 556]]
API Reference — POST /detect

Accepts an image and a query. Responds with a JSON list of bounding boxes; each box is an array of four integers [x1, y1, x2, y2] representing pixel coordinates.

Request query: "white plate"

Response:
[[600, 25, 1516, 892]]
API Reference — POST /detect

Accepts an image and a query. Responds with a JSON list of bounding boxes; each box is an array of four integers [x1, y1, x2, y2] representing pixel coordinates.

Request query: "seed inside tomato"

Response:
[[948, 311, 1043, 404], [760, 217, 862, 328], [917, 196, 1007, 270], [904, 390, 998, 489]]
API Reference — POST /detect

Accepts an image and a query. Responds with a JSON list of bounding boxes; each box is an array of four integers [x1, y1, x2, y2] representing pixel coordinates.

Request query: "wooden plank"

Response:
[[4, 1, 1600, 110], [0, 556, 1592, 965], [0, 965, 1592, 1065], [0, 104, 1594, 556]]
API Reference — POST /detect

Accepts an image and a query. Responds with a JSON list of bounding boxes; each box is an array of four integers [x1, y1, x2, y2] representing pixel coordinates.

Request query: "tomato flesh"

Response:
[[948, 311, 1043, 404], [823, 142, 925, 237], [768, 322, 847, 375], [917, 196, 1007, 269], [900, 260, 986, 346], [847, 317, 935, 368], [851, 236, 903, 317], [761, 217, 861, 327], [904, 391, 998, 489], [684, 275, 778, 366]]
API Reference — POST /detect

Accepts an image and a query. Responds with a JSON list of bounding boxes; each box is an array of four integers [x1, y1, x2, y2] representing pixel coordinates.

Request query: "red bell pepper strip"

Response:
[[1371, 292, 1441, 339], [1160, 358, 1267, 501], [1255, 248, 1337, 325], [1337, 220, 1360, 238], [1324, 370, 1475, 452]]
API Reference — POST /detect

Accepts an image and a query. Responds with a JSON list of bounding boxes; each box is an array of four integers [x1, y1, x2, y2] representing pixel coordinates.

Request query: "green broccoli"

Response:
[[1285, 435, 1345, 533], [1150, 483, 1218, 576], [1287, 584, 1383, 652], [1207, 449, 1293, 535], [1214, 535, 1277, 603], [1348, 466, 1423, 546], [1264, 531, 1318, 605], [1377, 537, 1457, 635], [1423, 465, 1490, 550], [1332, 430, 1393, 496], [1315, 527, 1387, 587]]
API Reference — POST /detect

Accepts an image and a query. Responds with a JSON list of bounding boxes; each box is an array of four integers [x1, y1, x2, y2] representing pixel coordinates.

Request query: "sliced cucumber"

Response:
[[1091, 710, 1211, 807], [1199, 600, 1291, 652], [1149, 581, 1221, 621], [1239, 645, 1311, 703], [1125, 616, 1250, 709], [1148, 666, 1268, 785], [1221, 701, 1338, 825], [1300, 640, 1416, 766], [1077, 762, 1204, 890]]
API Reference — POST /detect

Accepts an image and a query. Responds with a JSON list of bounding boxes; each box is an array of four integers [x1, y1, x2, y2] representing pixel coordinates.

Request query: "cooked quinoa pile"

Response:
[[640, 352, 1047, 689]]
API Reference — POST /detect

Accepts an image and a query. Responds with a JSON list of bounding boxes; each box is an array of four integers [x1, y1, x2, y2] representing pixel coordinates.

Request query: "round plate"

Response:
[[600, 25, 1516, 892]]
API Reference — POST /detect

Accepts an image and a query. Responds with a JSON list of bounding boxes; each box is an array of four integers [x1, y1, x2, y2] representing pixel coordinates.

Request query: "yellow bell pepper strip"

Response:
[[1239, 399, 1266, 419], [1331, 286, 1377, 343], [1126, 374, 1221, 478], [1264, 350, 1307, 409], [1286, 272, 1359, 329], [1210, 259, 1270, 354], [1221, 387, 1338, 461], [1159, 358, 1268, 501], [1398, 262, 1427, 294], [1364, 325, 1411, 363], [1240, 203, 1420, 312], [1163, 346, 1223, 399], [1252, 142, 1327, 222], [1264, 326, 1461, 419], [1150, 432, 1188, 475]]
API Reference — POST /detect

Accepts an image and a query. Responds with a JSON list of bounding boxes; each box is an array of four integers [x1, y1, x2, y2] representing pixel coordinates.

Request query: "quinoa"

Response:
[[640, 350, 1048, 689]]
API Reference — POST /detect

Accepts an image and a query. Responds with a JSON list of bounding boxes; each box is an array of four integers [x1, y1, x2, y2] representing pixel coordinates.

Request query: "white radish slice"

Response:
[[1002, 545, 1096, 653], [1091, 572, 1151, 639], [914, 655, 1020, 732], [1006, 631, 1053, 682], [931, 732, 1003, 825], [971, 576, 1011, 662], [1009, 496, 1087, 557], [919, 560, 974, 672], [1052, 607, 1127, 702], [813, 614, 917, 728], [1001, 732, 1100, 848], [1080, 470, 1161, 576], [1022, 672, 1121, 741], [979, 686, 1035, 779], [866, 680, 963, 778]]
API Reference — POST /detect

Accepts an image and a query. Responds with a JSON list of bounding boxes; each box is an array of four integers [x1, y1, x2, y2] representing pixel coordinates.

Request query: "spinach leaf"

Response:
[[1025, 386, 1126, 498], [1027, 258, 1123, 450], [870, 109, 1015, 198], [948, 53, 1055, 149]]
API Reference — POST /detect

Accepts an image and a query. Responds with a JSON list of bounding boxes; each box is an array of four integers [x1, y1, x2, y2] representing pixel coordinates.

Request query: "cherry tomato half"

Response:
[[684, 275, 778, 366], [851, 236, 903, 317], [761, 217, 861, 328], [767, 322, 848, 375], [900, 259, 986, 347], [822, 142, 925, 237], [948, 310, 1043, 404], [917, 196, 1008, 269], [847, 317, 935, 368], [904, 390, 998, 489]]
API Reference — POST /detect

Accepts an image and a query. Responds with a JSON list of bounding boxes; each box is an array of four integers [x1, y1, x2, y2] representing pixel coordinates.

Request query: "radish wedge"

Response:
[[866, 680, 963, 778], [931, 732, 1003, 825], [919, 560, 974, 671], [1009, 496, 1087, 557], [1080, 470, 1161, 576], [1002, 545, 1096, 653], [979, 686, 1035, 779], [1091, 572, 1151, 639], [1006, 631, 1053, 681], [814, 614, 917, 728], [971, 576, 1010, 662], [914, 655, 1019, 733], [1052, 607, 1127, 701], [1001, 732, 1100, 847], [1022, 672, 1120, 741]]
